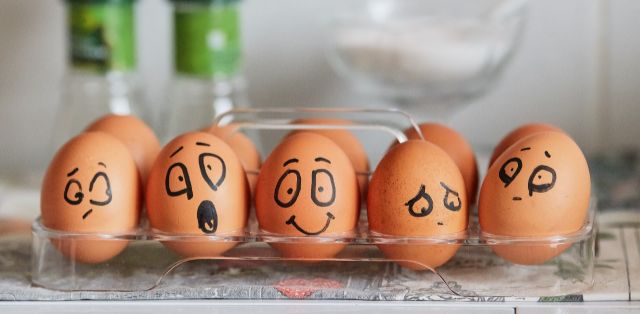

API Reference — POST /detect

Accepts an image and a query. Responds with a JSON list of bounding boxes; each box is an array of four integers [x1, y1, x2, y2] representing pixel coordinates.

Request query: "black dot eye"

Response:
[[499, 157, 522, 187], [405, 185, 433, 218], [440, 182, 462, 211], [275, 169, 301, 208], [311, 169, 336, 207], [528, 165, 557, 196], [63, 179, 84, 205]]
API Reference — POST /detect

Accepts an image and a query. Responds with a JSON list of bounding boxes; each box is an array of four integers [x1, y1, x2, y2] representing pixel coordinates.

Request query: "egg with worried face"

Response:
[[368, 140, 468, 269], [41, 132, 141, 264], [479, 131, 590, 264], [255, 132, 359, 259], [146, 132, 249, 257]]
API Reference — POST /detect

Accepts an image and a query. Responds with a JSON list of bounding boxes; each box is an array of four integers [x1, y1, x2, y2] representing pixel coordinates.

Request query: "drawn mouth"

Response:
[[437, 221, 444, 226], [286, 212, 335, 236], [512, 196, 522, 201], [82, 209, 93, 220], [197, 200, 218, 234]]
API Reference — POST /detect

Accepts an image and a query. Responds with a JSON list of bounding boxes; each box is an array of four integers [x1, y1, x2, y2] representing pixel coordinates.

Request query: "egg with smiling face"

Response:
[[368, 140, 468, 269], [146, 132, 249, 257], [255, 132, 359, 259], [479, 131, 591, 264], [41, 132, 141, 264]]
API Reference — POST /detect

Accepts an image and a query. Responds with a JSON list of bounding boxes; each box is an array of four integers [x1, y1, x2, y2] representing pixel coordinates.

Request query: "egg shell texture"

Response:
[[479, 131, 591, 237], [146, 132, 249, 257], [489, 123, 564, 168], [368, 140, 468, 236], [403, 123, 478, 205], [85, 114, 161, 185], [41, 132, 141, 263]]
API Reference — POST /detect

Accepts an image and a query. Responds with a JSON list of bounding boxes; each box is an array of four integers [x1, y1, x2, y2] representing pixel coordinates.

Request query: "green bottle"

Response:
[[162, 0, 249, 140], [53, 0, 148, 148]]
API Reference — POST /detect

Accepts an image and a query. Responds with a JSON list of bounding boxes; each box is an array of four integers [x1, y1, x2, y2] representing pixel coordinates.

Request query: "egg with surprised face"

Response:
[[368, 140, 468, 269], [146, 132, 249, 257], [255, 132, 359, 259], [41, 132, 141, 264], [479, 131, 591, 264]]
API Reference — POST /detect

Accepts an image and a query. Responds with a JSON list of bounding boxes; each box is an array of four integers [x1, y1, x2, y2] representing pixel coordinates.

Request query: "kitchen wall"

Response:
[[0, 0, 638, 177]]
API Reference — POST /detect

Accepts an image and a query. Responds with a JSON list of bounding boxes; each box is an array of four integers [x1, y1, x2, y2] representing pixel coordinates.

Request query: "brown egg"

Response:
[[368, 140, 468, 269], [206, 124, 262, 194], [146, 132, 249, 257], [479, 131, 590, 264], [255, 132, 359, 258], [289, 118, 370, 196], [403, 123, 478, 204], [41, 132, 141, 264], [85, 114, 160, 185], [489, 123, 563, 167]]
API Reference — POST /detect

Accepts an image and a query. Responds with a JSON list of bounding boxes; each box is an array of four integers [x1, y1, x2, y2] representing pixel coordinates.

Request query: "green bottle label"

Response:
[[174, 3, 241, 77], [68, 1, 136, 73]]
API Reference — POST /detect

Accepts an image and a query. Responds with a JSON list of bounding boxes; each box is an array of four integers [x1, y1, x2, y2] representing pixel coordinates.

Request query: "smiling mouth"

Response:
[[286, 212, 335, 236], [82, 208, 93, 220]]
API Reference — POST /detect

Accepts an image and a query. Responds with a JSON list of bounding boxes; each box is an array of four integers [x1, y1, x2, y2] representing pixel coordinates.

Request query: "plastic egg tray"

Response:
[[31, 108, 597, 297]]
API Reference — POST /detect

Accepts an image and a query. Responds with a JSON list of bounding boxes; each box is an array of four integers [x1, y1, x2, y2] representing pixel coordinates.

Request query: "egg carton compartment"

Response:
[[30, 202, 595, 297], [31, 108, 596, 297]]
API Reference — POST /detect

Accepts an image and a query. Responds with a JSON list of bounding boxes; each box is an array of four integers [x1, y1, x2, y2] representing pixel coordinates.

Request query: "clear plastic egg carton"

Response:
[[31, 108, 596, 298]]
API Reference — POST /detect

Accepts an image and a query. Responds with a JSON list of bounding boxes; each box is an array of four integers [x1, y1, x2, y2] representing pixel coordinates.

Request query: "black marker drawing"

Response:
[[440, 182, 461, 211], [499, 157, 522, 187], [64, 179, 84, 205], [197, 200, 218, 233], [513, 196, 522, 201], [166, 162, 193, 200], [199, 152, 227, 191], [88, 172, 112, 206], [196, 142, 211, 147], [286, 212, 335, 235], [528, 165, 557, 196], [170, 146, 184, 158], [82, 209, 93, 220], [545, 151, 551, 158], [520, 147, 531, 151], [311, 169, 336, 207], [274, 169, 301, 208], [67, 168, 79, 177], [283, 158, 299, 167], [405, 185, 433, 217]]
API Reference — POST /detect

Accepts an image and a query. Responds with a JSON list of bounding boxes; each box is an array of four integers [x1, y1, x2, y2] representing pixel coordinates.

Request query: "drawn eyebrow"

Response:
[[520, 147, 531, 151], [170, 146, 184, 158], [196, 142, 210, 147], [67, 168, 79, 177], [283, 158, 299, 167], [315, 157, 331, 164], [98, 162, 107, 168], [545, 151, 551, 158]]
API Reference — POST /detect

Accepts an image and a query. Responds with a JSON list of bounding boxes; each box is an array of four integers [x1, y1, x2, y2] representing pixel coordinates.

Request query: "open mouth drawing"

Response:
[[286, 212, 335, 236]]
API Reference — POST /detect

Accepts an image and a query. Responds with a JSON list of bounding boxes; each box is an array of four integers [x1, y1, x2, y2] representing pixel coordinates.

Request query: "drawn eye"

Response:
[[311, 169, 336, 207], [274, 169, 301, 208], [405, 185, 433, 218], [440, 182, 462, 211], [199, 152, 226, 191], [63, 179, 83, 205], [89, 172, 112, 206], [165, 162, 193, 200], [499, 157, 522, 187], [528, 165, 556, 196]]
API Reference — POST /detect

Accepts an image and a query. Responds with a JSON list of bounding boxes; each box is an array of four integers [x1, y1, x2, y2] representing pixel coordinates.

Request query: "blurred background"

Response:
[[0, 0, 638, 179]]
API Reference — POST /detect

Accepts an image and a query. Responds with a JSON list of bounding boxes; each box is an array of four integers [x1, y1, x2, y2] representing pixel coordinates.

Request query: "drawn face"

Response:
[[478, 131, 591, 237], [63, 163, 113, 221], [497, 149, 557, 200], [40, 132, 140, 237], [255, 132, 359, 237], [146, 132, 249, 236]]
